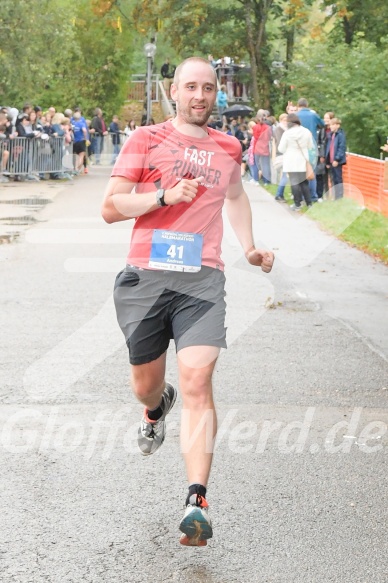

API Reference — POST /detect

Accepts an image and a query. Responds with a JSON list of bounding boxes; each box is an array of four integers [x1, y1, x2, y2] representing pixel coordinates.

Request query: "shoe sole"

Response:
[[179, 508, 213, 546], [138, 385, 177, 456]]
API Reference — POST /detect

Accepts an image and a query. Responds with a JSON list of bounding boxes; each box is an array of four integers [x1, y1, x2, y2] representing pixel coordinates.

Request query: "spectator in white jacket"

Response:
[[278, 113, 313, 210]]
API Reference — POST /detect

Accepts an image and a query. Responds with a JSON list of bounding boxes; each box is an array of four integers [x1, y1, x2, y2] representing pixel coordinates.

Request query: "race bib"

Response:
[[149, 229, 203, 272]]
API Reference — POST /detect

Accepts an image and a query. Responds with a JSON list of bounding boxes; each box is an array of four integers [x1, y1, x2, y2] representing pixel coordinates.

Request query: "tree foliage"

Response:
[[320, 0, 388, 46], [0, 0, 134, 117], [284, 36, 388, 157], [1, 0, 386, 156], [130, 0, 316, 107], [0, 0, 76, 104]]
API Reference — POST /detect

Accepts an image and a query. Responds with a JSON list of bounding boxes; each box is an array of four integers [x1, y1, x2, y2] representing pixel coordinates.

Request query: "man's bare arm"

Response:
[[225, 183, 274, 272], [101, 176, 157, 223], [101, 175, 205, 224]]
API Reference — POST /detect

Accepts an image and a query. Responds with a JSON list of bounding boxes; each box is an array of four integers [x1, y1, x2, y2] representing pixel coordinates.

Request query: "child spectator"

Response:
[[325, 118, 347, 199], [216, 85, 228, 119], [253, 110, 272, 186], [316, 111, 334, 200]]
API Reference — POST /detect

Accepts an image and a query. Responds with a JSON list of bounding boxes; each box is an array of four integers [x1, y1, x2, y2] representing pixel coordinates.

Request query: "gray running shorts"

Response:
[[113, 265, 227, 365]]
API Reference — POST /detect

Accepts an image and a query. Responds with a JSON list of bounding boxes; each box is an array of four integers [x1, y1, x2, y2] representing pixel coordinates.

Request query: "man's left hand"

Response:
[[246, 248, 275, 273]]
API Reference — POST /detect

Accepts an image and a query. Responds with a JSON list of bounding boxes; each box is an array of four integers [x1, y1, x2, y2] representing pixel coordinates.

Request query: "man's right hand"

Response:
[[164, 177, 204, 205]]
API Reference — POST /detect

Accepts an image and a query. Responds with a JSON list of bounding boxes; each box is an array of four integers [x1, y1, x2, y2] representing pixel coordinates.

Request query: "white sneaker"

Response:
[[137, 383, 177, 456]]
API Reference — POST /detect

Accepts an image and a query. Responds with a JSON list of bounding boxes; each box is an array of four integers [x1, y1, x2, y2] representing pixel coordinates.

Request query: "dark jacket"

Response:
[[325, 128, 347, 165], [317, 126, 330, 158], [41, 122, 54, 136], [15, 123, 35, 138], [109, 121, 121, 145], [161, 62, 175, 79], [91, 116, 105, 136]]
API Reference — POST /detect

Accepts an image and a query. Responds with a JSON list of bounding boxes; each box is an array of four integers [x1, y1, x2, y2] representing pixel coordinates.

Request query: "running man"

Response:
[[101, 57, 274, 547]]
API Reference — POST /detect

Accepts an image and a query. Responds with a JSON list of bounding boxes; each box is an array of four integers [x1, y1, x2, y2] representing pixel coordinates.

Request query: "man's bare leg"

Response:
[[178, 346, 219, 485], [132, 352, 177, 456], [130, 352, 167, 409], [177, 345, 219, 546]]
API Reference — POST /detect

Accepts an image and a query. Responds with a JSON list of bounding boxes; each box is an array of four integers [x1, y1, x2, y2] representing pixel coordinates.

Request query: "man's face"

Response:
[[171, 62, 216, 128], [288, 105, 298, 114]]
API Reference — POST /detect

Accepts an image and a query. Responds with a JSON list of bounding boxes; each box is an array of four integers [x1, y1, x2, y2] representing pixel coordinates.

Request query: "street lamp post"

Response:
[[144, 41, 157, 125]]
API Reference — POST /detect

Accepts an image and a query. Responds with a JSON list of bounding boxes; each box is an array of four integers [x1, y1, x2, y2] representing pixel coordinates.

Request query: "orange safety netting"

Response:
[[343, 153, 388, 217]]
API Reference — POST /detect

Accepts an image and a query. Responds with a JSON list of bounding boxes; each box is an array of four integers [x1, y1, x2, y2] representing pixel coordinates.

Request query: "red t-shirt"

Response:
[[111, 122, 242, 270]]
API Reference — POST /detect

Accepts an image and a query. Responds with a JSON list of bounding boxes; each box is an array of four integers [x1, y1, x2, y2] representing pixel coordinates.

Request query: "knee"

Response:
[[131, 377, 162, 401], [180, 375, 212, 408]]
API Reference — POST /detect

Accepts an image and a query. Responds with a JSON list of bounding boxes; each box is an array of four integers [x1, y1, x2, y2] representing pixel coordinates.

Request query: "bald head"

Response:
[[173, 57, 217, 87]]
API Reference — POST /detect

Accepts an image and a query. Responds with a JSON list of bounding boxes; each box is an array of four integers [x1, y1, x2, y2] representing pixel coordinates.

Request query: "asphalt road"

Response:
[[0, 168, 387, 583]]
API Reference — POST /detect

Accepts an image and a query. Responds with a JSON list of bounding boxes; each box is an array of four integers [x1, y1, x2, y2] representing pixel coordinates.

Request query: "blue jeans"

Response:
[[309, 176, 318, 201], [92, 135, 102, 163], [330, 165, 344, 199], [248, 161, 258, 182], [276, 172, 288, 197], [254, 154, 271, 184], [111, 143, 120, 163]]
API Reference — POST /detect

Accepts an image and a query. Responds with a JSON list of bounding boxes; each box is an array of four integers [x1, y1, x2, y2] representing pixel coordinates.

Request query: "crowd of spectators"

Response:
[[208, 97, 348, 208], [1, 96, 350, 206], [0, 103, 125, 183]]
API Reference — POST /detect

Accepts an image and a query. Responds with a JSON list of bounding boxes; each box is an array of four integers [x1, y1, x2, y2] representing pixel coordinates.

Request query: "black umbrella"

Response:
[[222, 104, 254, 118]]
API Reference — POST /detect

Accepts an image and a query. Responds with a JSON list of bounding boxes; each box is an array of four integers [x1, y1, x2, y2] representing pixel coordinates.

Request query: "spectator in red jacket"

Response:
[[252, 110, 272, 185]]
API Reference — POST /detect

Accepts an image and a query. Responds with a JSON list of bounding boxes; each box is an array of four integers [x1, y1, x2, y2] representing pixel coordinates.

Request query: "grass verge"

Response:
[[264, 184, 388, 264]]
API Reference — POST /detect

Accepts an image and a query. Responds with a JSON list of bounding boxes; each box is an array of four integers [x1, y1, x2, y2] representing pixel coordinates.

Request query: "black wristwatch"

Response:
[[156, 188, 167, 207]]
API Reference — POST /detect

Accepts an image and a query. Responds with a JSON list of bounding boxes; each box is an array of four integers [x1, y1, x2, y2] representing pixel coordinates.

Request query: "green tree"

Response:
[[130, 0, 319, 107], [66, 0, 135, 117], [285, 37, 388, 157], [321, 0, 388, 46], [0, 0, 135, 117], [0, 0, 76, 105]]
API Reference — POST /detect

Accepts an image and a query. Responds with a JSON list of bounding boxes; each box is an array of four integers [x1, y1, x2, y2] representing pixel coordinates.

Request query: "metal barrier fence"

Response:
[[127, 74, 160, 102], [0, 136, 73, 177]]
